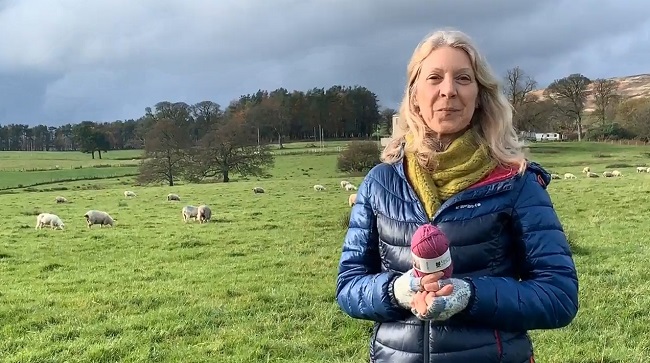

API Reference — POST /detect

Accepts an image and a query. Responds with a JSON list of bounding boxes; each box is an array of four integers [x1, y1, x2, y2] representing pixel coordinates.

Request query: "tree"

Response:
[[544, 74, 591, 141], [73, 121, 111, 159], [183, 116, 274, 183], [615, 97, 650, 139], [337, 141, 381, 173], [137, 119, 192, 186], [591, 78, 619, 125], [504, 66, 538, 130]]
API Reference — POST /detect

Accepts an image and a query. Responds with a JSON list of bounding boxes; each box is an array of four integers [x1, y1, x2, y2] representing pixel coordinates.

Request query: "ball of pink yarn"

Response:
[[410, 224, 453, 278]]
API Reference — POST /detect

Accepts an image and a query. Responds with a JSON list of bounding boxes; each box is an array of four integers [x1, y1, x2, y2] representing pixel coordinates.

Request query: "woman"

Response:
[[335, 29, 579, 363]]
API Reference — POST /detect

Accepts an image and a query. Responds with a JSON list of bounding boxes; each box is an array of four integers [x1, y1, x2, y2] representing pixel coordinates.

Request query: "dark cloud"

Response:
[[0, 0, 648, 126]]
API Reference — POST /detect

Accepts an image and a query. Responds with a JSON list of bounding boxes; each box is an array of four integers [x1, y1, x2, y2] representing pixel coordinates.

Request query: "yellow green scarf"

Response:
[[404, 130, 497, 219]]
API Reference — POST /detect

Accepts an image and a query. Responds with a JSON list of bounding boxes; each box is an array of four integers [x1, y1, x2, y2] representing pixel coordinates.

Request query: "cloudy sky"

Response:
[[0, 0, 649, 127]]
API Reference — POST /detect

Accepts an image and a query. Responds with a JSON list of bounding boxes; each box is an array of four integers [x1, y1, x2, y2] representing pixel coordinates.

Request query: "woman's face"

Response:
[[414, 46, 479, 137]]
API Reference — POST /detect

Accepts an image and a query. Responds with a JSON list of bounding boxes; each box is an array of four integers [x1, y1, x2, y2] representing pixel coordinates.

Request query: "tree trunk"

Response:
[[91, 151, 95, 159], [223, 169, 229, 182], [577, 117, 583, 141], [98, 150, 102, 159], [168, 174, 174, 186]]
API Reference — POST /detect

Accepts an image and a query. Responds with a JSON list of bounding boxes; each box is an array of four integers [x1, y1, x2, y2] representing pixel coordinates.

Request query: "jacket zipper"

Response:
[[399, 167, 514, 363]]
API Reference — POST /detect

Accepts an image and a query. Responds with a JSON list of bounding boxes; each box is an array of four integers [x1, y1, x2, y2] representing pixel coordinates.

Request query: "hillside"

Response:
[[530, 73, 650, 112]]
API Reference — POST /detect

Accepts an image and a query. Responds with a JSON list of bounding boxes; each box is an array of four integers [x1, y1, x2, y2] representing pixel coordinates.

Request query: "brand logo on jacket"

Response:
[[455, 202, 481, 209]]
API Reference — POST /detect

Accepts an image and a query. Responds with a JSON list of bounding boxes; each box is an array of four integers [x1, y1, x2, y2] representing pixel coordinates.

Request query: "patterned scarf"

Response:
[[404, 130, 497, 219]]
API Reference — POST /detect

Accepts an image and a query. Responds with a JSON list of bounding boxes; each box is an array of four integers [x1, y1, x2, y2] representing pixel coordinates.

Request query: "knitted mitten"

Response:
[[412, 278, 472, 321]]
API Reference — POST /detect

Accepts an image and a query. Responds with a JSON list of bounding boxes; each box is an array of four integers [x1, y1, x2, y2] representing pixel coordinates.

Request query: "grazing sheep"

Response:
[[582, 167, 590, 174], [35, 213, 65, 230], [55, 196, 67, 203], [564, 173, 577, 179], [252, 187, 265, 193], [587, 172, 599, 178], [550, 173, 561, 180], [124, 191, 136, 198], [167, 193, 181, 201], [348, 193, 357, 207], [345, 183, 357, 191], [636, 166, 647, 173], [197, 205, 212, 223], [340, 180, 351, 188], [313, 184, 326, 191], [602, 171, 614, 177], [182, 205, 199, 222], [84, 210, 115, 228], [612, 170, 622, 177]]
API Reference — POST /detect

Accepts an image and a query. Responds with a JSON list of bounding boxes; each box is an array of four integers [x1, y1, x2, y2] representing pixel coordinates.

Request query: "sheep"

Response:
[[564, 173, 577, 179], [55, 196, 67, 203], [313, 184, 326, 191], [197, 205, 212, 223], [582, 167, 590, 174], [84, 210, 115, 228], [35, 213, 65, 230], [348, 193, 357, 207], [167, 193, 181, 201], [587, 172, 599, 178], [252, 187, 265, 193], [182, 206, 199, 222], [550, 173, 561, 180], [636, 166, 647, 173], [124, 191, 136, 198], [612, 170, 622, 177], [345, 183, 357, 191], [602, 171, 614, 178], [340, 180, 351, 188]]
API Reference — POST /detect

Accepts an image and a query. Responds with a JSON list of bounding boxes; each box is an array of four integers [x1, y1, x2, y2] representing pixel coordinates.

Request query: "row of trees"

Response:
[[504, 67, 650, 141], [0, 85, 394, 155]]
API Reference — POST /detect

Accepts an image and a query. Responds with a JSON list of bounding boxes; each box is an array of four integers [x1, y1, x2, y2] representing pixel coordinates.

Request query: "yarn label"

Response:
[[412, 249, 452, 274]]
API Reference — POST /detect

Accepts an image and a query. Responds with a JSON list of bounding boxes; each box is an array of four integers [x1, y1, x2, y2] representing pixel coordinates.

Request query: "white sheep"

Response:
[[612, 170, 622, 177], [602, 171, 614, 177], [197, 205, 212, 223], [345, 183, 357, 191], [252, 187, 265, 193], [313, 184, 326, 191], [35, 213, 65, 230], [182, 205, 199, 222], [84, 210, 115, 228], [587, 172, 599, 178], [55, 196, 67, 203], [124, 191, 136, 198], [348, 193, 357, 207], [167, 193, 181, 201], [564, 173, 577, 179], [582, 167, 590, 174], [550, 173, 561, 180], [340, 180, 351, 188], [636, 166, 647, 173]]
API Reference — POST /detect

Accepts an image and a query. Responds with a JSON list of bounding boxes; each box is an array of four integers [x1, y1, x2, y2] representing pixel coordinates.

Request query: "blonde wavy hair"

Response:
[[381, 29, 527, 173]]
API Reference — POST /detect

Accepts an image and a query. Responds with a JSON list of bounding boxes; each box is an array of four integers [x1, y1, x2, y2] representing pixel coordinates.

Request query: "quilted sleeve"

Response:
[[335, 175, 407, 322], [462, 171, 579, 331]]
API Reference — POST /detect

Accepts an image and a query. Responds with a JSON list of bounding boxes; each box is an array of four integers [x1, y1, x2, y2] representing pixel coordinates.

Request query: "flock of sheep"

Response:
[[312, 180, 359, 207], [34, 191, 213, 231], [553, 165, 650, 180]]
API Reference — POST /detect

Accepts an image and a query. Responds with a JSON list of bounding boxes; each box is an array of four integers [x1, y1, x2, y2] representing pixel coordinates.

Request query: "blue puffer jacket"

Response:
[[335, 159, 579, 363]]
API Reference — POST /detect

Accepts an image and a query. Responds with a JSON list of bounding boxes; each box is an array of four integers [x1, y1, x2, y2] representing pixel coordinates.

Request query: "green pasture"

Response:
[[0, 141, 649, 362]]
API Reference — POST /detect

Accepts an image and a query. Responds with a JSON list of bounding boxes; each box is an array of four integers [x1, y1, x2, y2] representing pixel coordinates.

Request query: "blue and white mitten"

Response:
[[412, 278, 473, 321], [391, 269, 422, 309]]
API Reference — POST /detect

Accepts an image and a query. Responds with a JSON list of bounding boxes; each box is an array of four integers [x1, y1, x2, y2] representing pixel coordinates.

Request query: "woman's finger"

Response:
[[435, 284, 454, 297]]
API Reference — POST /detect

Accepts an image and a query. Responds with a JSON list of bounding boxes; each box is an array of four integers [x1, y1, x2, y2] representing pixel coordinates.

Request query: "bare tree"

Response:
[[591, 78, 619, 125], [137, 119, 191, 186], [543, 73, 591, 141], [504, 66, 538, 130], [184, 116, 274, 183]]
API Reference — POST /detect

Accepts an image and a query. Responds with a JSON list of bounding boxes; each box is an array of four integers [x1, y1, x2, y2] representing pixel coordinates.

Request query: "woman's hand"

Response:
[[419, 271, 454, 294], [410, 278, 473, 321]]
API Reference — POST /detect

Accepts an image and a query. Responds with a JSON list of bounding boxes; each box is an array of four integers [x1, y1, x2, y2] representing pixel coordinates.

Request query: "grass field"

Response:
[[1, 141, 650, 362]]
